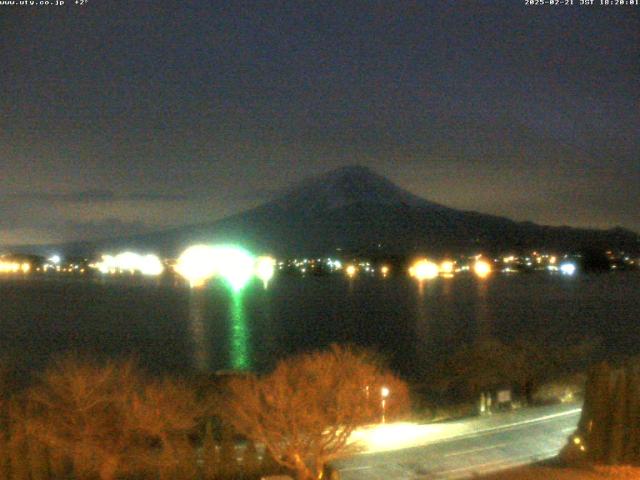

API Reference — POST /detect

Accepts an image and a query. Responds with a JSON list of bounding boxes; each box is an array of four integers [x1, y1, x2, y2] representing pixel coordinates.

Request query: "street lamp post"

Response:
[[381, 386, 390, 424]]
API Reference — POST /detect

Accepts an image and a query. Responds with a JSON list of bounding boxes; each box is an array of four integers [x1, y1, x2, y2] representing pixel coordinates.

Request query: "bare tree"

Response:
[[7, 399, 30, 480], [219, 344, 410, 480], [0, 363, 13, 480], [126, 378, 205, 480], [26, 356, 140, 480], [201, 419, 219, 480], [27, 356, 207, 480]]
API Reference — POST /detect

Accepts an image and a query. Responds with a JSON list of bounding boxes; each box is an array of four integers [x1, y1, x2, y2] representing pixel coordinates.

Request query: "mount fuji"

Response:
[[35, 166, 640, 257]]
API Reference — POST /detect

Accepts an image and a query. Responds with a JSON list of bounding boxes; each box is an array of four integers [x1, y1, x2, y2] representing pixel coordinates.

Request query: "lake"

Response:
[[1, 272, 639, 380]]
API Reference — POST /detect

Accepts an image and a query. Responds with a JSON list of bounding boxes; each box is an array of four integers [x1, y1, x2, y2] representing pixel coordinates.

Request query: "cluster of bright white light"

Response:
[[175, 245, 277, 290], [95, 252, 164, 276], [327, 259, 342, 270], [255, 256, 276, 288], [560, 262, 577, 276], [215, 247, 255, 291], [174, 245, 218, 287]]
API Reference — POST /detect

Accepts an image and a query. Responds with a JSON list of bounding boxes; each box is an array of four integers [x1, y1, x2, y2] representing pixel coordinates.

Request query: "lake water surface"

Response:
[[1, 272, 639, 380]]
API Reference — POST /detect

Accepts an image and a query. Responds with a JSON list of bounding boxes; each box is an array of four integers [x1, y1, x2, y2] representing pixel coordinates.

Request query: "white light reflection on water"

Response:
[[475, 277, 492, 340], [188, 289, 209, 371]]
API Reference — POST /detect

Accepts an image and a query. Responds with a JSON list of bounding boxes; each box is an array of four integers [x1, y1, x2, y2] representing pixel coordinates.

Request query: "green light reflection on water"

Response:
[[230, 289, 251, 370]]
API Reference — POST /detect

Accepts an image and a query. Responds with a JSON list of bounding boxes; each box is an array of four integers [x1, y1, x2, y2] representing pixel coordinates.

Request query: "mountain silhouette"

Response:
[[27, 166, 640, 257]]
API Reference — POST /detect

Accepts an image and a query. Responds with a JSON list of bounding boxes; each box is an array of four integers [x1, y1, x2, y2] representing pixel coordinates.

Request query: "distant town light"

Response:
[[48, 255, 61, 265], [440, 260, 454, 275], [346, 264, 357, 278]]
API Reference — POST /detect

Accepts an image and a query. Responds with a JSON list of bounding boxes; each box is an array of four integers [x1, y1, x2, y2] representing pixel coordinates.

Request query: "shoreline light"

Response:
[[175, 245, 219, 288], [346, 264, 357, 278], [175, 244, 256, 291], [139, 254, 164, 276], [214, 246, 255, 291], [255, 256, 276, 288], [0, 262, 30, 273], [440, 260, 454, 275], [410, 259, 439, 281], [96, 252, 164, 277], [560, 262, 577, 276], [473, 259, 492, 278]]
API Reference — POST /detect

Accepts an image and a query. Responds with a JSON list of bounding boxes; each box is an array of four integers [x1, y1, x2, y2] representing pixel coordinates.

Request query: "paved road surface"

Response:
[[334, 403, 582, 479]]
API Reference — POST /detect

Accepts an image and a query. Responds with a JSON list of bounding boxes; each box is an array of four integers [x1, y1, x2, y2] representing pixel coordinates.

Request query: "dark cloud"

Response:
[[56, 218, 151, 242], [235, 188, 280, 203], [126, 193, 190, 201], [7, 190, 116, 202], [4, 191, 190, 203]]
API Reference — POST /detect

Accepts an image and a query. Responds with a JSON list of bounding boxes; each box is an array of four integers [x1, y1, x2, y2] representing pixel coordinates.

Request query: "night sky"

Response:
[[2, 1, 638, 246]]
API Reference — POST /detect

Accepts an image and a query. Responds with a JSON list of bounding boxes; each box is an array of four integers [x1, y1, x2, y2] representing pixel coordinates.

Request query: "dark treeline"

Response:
[[567, 358, 640, 466], [415, 336, 599, 410]]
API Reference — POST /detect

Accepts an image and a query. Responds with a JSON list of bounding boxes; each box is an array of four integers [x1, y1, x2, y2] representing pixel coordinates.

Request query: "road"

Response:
[[334, 403, 582, 480]]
